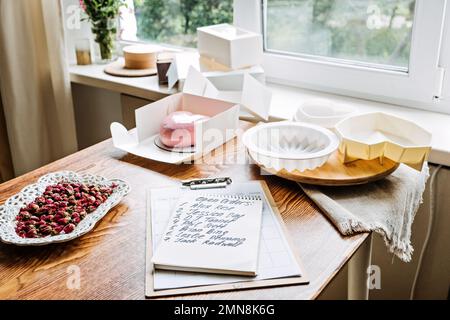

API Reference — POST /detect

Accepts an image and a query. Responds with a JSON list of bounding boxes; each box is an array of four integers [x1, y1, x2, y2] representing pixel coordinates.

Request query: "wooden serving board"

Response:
[[104, 58, 157, 77], [257, 151, 400, 186]]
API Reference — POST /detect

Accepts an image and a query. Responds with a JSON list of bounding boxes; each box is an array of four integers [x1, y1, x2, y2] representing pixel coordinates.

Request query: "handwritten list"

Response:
[[163, 196, 257, 248], [152, 194, 263, 276]]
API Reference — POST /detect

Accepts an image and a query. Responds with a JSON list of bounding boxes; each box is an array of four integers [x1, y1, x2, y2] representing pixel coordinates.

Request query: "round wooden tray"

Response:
[[256, 151, 400, 186], [104, 58, 157, 77]]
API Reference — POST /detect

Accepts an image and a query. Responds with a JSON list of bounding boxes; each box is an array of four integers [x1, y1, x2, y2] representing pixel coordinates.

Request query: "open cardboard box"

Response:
[[183, 67, 272, 121], [110, 92, 239, 164], [166, 52, 265, 91]]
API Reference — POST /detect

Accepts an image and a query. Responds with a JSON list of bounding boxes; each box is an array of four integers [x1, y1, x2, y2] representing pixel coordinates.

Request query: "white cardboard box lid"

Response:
[[183, 67, 271, 121], [197, 23, 261, 40]]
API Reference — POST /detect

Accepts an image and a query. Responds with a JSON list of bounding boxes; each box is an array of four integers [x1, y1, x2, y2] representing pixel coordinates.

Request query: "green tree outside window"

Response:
[[134, 0, 233, 47]]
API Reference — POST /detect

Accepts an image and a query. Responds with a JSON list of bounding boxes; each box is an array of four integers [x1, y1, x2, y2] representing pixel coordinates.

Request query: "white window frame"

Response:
[[234, 0, 450, 114]]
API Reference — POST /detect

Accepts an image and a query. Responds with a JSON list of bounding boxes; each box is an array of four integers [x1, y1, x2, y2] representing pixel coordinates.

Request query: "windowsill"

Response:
[[69, 63, 450, 167], [69, 63, 177, 101]]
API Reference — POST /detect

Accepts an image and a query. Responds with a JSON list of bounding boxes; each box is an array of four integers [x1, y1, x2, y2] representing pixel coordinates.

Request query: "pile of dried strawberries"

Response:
[[15, 182, 117, 238]]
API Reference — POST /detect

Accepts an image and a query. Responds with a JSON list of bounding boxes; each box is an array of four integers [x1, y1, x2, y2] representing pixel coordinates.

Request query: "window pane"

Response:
[[132, 0, 233, 47], [265, 0, 415, 69]]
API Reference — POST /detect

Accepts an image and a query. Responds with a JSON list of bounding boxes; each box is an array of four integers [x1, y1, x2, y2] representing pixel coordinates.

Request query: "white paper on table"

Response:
[[149, 181, 303, 291]]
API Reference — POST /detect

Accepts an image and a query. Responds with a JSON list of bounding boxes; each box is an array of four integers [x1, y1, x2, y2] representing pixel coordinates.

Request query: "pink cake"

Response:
[[159, 111, 210, 148]]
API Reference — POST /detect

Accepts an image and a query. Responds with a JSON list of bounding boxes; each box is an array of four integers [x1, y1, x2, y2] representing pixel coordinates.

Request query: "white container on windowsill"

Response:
[[197, 23, 263, 70], [294, 99, 356, 130]]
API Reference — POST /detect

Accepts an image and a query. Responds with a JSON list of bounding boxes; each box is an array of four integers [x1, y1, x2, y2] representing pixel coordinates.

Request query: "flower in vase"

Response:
[[79, 0, 86, 12], [79, 0, 127, 62]]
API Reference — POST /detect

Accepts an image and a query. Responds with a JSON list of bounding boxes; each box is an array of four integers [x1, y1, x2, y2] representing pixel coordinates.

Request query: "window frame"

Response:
[[234, 0, 450, 113]]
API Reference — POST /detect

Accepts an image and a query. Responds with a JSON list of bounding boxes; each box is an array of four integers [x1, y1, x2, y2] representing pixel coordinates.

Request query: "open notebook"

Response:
[[151, 193, 263, 276], [146, 180, 309, 297]]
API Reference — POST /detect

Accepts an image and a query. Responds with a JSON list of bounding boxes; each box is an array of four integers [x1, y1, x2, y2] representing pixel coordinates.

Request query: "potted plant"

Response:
[[79, 0, 126, 63]]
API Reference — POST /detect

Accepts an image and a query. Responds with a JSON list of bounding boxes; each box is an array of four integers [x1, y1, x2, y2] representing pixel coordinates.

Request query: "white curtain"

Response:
[[0, 93, 13, 182], [0, 0, 78, 177]]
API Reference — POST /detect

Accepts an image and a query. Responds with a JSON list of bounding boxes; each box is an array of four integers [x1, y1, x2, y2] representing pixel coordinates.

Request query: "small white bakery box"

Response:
[[110, 92, 239, 164], [197, 23, 263, 69], [167, 51, 265, 90], [183, 67, 272, 121]]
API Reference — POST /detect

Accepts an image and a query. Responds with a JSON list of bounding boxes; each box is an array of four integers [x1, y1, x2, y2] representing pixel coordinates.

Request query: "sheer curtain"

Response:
[[0, 0, 78, 178], [0, 92, 13, 182]]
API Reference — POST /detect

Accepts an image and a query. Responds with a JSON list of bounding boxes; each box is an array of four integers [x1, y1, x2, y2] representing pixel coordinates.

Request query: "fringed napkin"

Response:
[[300, 163, 429, 262]]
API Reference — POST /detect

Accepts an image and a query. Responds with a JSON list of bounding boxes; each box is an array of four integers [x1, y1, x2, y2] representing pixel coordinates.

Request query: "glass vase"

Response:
[[91, 18, 118, 64]]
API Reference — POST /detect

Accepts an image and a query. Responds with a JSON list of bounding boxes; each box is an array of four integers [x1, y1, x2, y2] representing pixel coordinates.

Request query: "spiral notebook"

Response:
[[151, 193, 263, 276], [146, 180, 309, 298]]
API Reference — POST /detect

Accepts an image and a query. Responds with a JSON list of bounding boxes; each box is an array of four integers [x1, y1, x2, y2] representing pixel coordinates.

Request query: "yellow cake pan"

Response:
[[335, 112, 431, 171]]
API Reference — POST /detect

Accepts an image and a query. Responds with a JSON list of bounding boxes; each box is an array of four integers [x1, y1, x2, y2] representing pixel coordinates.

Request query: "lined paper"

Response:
[[149, 181, 302, 290]]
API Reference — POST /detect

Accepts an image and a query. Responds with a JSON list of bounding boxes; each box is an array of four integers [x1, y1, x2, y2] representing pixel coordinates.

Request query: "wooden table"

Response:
[[0, 123, 370, 300]]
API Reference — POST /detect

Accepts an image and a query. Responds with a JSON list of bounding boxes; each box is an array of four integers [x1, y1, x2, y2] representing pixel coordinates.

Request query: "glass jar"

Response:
[[75, 38, 92, 65]]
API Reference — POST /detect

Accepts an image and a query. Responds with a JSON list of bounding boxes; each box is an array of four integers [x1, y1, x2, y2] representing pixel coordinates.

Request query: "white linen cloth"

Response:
[[300, 163, 429, 262]]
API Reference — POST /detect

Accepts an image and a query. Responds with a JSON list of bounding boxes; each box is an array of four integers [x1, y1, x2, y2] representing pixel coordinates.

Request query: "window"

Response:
[[122, 0, 233, 47], [265, 0, 414, 71], [116, 0, 449, 112], [235, 0, 449, 113]]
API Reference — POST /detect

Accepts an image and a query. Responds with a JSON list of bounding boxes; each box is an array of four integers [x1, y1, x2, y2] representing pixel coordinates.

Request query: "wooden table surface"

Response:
[[0, 122, 367, 300]]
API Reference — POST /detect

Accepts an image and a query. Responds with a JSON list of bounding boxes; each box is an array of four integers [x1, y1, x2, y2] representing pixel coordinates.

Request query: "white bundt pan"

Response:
[[243, 121, 339, 172]]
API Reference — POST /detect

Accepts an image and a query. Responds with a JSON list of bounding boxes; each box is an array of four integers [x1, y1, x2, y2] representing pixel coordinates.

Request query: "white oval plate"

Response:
[[0, 171, 130, 246]]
